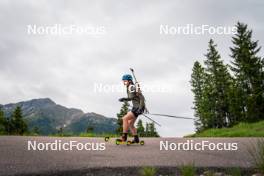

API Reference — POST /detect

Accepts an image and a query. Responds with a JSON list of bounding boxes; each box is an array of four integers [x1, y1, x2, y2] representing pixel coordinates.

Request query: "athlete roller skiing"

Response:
[[118, 74, 146, 143]]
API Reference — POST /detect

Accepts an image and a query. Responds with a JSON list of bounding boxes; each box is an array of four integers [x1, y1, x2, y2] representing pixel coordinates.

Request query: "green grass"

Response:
[[187, 120, 264, 137], [45, 132, 118, 138], [1, 132, 120, 138], [227, 167, 242, 176], [139, 167, 156, 176], [248, 139, 264, 174], [79, 132, 118, 138], [179, 163, 196, 176]]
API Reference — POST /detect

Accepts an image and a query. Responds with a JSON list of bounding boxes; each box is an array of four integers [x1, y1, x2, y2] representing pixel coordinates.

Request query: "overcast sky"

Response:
[[0, 0, 264, 137]]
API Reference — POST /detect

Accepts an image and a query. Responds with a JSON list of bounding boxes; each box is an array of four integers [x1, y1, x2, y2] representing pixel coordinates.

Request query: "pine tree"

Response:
[[0, 107, 5, 133], [86, 126, 94, 133], [4, 117, 11, 135], [190, 61, 207, 131], [136, 119, 145, 137], [116, 101, 129, 134], [200, 72, 216, 129], [191, 40, 233, 131], [10, 106, 28, 135], [149, 122, 159, 137], [230, 22, 264, 122], [143, 122, 159, 137], [32, 126, 40, 135], [145, 123, 150, 137], [204, 39, 232, 128], [227, 78, 242, 126], [58, 127, 63, 136]]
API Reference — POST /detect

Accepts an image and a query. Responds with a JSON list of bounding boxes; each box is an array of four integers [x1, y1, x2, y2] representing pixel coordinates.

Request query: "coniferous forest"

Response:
[[191, 22, 264, 132]]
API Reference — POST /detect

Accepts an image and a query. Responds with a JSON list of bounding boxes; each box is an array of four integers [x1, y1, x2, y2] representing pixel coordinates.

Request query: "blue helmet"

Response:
[[122, 74, 133, 81]]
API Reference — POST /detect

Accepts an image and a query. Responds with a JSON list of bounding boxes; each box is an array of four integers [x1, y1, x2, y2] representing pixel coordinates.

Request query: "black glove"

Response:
[[118, 98, 127, 102]]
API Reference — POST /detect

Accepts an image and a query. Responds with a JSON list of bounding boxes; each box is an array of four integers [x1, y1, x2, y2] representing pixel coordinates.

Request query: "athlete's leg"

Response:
[[127, 112, 140, 143], [123, 112, 136, 132], [128, 117, 137, 136], [122, 112, 136, 141]]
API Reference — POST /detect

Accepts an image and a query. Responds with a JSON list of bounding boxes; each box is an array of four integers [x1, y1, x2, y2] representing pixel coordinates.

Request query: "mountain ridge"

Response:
[[0, 98, 117, 135]]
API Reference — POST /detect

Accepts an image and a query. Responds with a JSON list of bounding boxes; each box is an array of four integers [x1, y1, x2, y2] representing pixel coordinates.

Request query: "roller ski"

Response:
[[105, 133, 130, 145], [104, 134, 145, 146], [129, 134, 144, 145], [129, 137, 145, 145], [114, 138, 145, 146], [116, 139, 144, 146], [118, 134, 144, 146]]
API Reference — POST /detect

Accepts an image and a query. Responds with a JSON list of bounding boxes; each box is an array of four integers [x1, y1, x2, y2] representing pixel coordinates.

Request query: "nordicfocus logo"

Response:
[[93, 82, 173, 93], [27, 140, 106, 151], [160, 24, 237, 35], [160, 140, 238, 151], [27, 24, 106, 36]]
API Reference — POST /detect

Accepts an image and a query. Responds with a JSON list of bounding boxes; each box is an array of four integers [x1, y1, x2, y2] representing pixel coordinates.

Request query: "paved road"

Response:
[[0, 136, 260, 175]]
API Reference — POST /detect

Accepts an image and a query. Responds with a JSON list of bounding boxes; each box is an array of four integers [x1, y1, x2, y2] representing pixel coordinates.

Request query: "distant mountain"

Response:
[[0, 98, 117, 135]]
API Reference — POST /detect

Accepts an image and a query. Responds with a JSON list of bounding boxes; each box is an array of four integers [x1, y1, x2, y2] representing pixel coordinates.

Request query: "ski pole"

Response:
[[127, 104, 161, 126], [129, 68, 138, 83], [148, 113, 194, 120], [129, 68, 142, 93], [141, 113, 162, 127]]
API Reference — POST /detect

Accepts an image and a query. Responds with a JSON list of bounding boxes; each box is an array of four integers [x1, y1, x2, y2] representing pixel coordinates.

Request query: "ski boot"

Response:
[[131, 135, 145, 145], [131, 135, 140, 144], [115, 133, 128, 145]]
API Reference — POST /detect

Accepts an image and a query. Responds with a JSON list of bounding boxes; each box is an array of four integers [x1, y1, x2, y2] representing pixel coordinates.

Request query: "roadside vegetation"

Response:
[[187, 120, 264, 137], [0, 106, 28, 135], [139, 167, 157, 176], [190, 22, 264, 136], [226, 168, 242, 176], [179, 163, 196, 176], [248, 139, 264, 174], [138, 166, 260, 176]]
